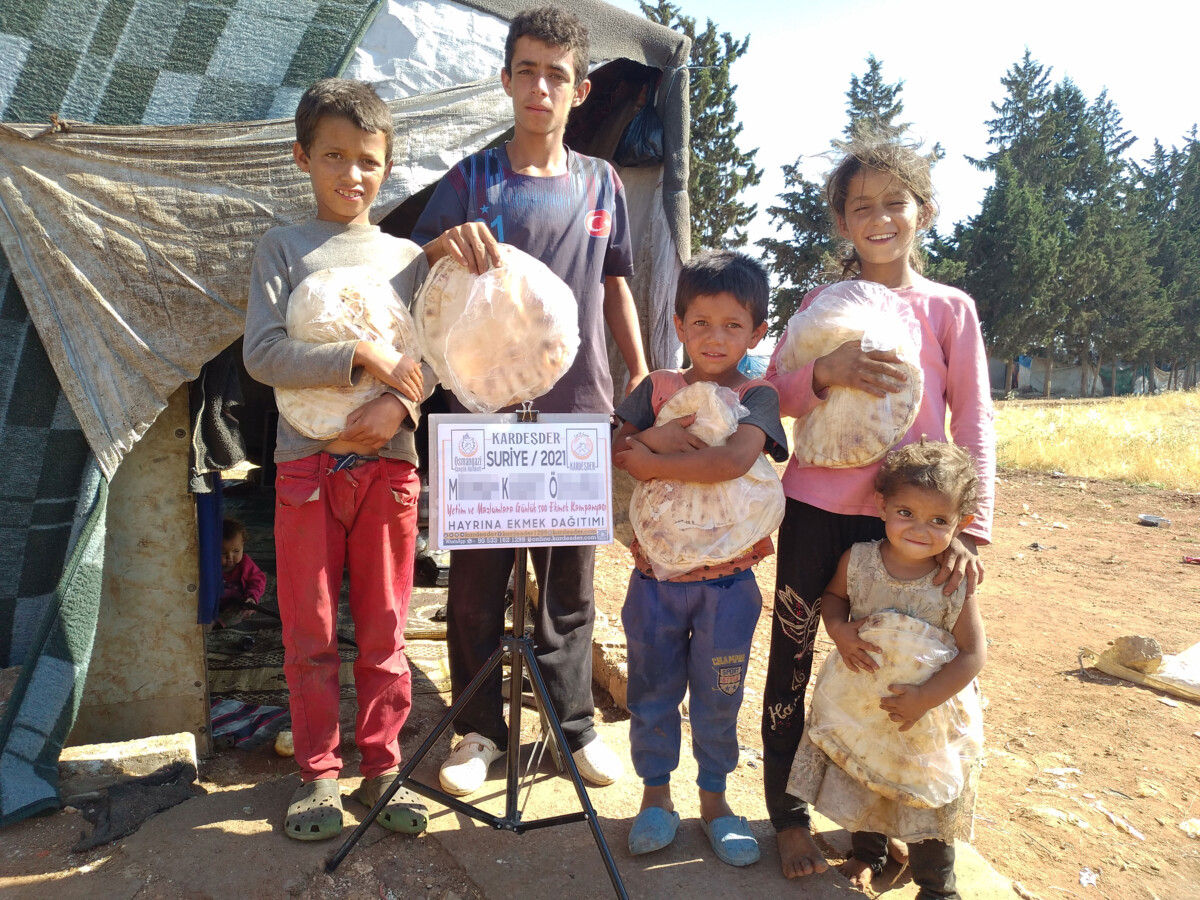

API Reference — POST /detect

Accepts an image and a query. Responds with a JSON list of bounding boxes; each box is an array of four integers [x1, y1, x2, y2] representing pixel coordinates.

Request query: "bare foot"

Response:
[[777, 825, 829, 879], [838, 858, 876, 892], [640, 783, 673, 814], [698, 788, 733, 824]]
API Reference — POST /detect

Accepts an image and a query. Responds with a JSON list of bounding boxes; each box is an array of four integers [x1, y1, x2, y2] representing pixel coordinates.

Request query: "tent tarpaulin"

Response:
[[0, 0, 691, 479], [0, 80, 512, 477]]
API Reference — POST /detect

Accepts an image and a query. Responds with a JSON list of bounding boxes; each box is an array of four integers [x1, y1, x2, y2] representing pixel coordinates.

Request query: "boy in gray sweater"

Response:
[[244, 79, 430, 842]]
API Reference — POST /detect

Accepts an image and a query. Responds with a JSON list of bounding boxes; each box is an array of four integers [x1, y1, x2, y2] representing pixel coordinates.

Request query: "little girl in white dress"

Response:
[[788, 441, 987, 900]]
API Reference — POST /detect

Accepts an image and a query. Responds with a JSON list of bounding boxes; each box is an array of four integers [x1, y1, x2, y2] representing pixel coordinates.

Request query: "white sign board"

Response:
[[429, 413, 614, 550]]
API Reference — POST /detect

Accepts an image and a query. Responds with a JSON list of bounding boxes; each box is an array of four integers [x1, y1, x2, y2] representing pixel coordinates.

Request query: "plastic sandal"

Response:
[[351, 774, 428, 834], [699, 815, 761, 867], [285, 778, 343, 841], [628, 806, 680, 855]]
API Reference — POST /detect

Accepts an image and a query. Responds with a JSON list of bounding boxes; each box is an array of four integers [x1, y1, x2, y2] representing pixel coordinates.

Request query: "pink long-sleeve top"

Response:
[[766, 275, 996, 544]]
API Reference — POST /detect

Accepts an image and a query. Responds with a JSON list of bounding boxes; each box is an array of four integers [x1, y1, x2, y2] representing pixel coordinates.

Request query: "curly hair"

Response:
[[874, 439, 978, 520], [504, 6, 590, 86], [825, 126, 939, 279], [295, 78, 393, 162]]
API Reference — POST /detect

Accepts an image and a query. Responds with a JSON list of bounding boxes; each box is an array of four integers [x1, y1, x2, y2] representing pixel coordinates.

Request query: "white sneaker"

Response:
[[439, 733, 504, 796], [571, 735, 623, 786]]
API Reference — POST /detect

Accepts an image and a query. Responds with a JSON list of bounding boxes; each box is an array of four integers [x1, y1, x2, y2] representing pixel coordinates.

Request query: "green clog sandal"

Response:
[[284, 778, 344, 841], [351, 773, 428, 834]]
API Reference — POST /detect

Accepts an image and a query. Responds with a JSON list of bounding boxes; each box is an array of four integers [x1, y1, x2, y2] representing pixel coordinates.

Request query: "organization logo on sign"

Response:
[[451, 429, 484, 471], [566, 428, 599, 470], [585, 209, 611, 237]]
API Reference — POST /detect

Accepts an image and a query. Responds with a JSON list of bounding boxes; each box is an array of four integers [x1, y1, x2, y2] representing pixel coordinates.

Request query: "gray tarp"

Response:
[[0, 80, 512, 478]]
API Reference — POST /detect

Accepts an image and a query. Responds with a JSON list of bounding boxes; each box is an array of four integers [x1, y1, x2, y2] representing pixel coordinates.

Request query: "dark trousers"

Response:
[[761, 499, 884, 832], [852, 832, 959, 899], [445, 544, 597, 753]]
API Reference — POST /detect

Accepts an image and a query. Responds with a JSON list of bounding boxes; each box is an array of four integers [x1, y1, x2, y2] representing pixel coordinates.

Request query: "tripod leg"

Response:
[[327, 638, 512, 872], [520, 640, 629, 900]]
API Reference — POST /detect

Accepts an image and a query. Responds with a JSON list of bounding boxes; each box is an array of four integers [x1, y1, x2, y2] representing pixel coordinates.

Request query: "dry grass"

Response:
[[992, 390, 1200, 491]]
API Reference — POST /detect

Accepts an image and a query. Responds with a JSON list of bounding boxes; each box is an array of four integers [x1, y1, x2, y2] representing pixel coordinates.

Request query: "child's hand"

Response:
[[425, 222, 503, 274], [933, 533, 985, 598], [356, 343, 424, 402], [341, 394, 405, 449], [827, 619, 882, 673], [813, 340, 907, 397], [613, 438, 658, 481], [880, 683, 932, 731], [629, 416, 705, 455]]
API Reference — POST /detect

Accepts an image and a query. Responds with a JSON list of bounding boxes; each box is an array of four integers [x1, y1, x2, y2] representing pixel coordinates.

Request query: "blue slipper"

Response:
[[700, 815, 760, 867], [628, 806, 681, 855]]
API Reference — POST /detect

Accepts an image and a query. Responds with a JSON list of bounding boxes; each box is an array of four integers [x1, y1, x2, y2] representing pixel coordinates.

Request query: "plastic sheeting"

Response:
[[344, 0, 509, 98], [0, 81, 511, 477]]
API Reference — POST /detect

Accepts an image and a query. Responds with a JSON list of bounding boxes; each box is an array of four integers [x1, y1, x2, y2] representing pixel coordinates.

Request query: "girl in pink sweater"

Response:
[[761, 131, 995, 896]]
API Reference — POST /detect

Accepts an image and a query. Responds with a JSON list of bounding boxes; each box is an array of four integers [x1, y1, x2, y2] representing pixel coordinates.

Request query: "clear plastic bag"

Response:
[[629, 381, 786, 580], [414, 244, 579, 413], [807, 610, 984, 809], [776, 281, 925, 467], [275, 267, 420, 440]]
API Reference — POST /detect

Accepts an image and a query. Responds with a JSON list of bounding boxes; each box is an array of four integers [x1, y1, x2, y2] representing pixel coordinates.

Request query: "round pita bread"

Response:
[[414, 244, 579, 413], [777, 281, 924, 468], [629, 382, 785, 580], [807, 611, 984, 809], [275, 268, 419, 440]]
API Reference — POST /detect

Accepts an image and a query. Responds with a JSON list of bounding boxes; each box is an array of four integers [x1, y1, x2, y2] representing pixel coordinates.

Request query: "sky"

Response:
[[608, 0, 1197, 247]]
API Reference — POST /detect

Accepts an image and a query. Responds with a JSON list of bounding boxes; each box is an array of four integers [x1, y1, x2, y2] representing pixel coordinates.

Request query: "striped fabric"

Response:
[[0, 0, 380, 827]]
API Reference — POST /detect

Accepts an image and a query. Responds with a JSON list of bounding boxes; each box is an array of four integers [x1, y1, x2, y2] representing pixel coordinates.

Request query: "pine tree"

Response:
[[758, 56, 906, 335], [638, 2, 762, 252], [958, 53, 1168, 396]]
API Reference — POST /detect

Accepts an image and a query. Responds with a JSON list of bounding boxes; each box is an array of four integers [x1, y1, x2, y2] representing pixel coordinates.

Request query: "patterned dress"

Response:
[[786, 540, 981, 843]]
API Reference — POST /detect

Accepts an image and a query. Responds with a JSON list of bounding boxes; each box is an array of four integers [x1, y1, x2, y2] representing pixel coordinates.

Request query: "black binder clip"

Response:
[[518, 400, 539, 423]]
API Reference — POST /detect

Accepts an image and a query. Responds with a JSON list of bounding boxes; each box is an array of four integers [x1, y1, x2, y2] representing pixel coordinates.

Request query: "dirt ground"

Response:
[[594, 467, 1200, 900], [2, 467, 1198, 899]]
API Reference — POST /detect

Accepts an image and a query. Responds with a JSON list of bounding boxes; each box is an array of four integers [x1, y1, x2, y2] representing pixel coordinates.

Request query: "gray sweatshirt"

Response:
[[244, 219, 429, 464]]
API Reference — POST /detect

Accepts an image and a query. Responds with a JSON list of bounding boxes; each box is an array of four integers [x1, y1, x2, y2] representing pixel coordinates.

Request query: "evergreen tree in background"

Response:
[[758, 55, 907, 335], [638, 1, 761, 252], [1140, 132, 1200, 387], [952, 52, 1169, 395]]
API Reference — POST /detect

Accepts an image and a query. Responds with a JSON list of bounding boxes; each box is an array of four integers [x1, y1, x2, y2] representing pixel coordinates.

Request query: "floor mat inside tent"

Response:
[[209, 486, 451, 707]]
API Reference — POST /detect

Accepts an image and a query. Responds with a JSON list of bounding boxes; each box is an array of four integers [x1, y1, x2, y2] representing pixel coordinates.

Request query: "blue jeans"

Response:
[[623, 569, 761, 793]]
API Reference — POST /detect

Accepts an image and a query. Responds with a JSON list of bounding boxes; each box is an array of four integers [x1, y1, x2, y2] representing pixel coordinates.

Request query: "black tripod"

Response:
[[326, 544, 629, 899]]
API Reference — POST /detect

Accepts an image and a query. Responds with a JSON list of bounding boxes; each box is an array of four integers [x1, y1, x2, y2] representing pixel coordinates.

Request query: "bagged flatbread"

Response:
[[414, 244, 579, 413], [629, 382, 785, 580], [776, 281, 923, 467], [807, 610, 983, 809], [275, 268, 420, 440]]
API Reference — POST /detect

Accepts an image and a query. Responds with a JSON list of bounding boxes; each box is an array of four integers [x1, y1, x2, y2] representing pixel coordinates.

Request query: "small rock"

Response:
[[1180, 819, 1200, 839], [275, 731, 295, 757], [1100, 635, 1163, 673]]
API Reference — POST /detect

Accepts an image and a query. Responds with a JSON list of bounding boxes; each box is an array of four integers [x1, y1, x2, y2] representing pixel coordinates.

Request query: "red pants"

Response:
[[274, 454, 419, 781]]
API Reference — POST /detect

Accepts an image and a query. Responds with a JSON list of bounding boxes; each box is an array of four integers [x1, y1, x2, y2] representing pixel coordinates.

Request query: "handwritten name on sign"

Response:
[[430, 414, 614, 549]]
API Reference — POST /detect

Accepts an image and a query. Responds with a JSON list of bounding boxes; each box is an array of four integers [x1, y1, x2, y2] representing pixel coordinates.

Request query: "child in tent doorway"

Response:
[[613, 250, 788, 867], [788, 440, 986, 899], [761, 128, 996, 882], [215, 518, 266, 629]]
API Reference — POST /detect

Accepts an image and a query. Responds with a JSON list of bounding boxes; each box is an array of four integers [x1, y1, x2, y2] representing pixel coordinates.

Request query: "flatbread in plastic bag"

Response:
[[807, 610, 983, 809], [276, 267, 420, 440], [777, 281, 924, 467], [414, 244, 579, 413], [629, 381, 785, 580]]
